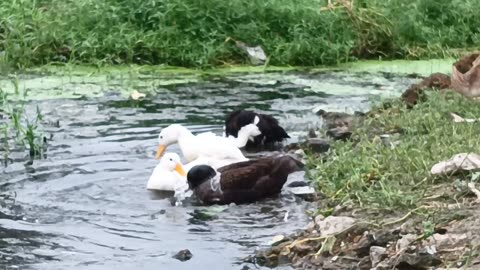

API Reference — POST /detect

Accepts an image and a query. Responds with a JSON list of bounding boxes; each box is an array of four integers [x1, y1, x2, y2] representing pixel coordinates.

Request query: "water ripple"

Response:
[[0, 71, 414, 269]]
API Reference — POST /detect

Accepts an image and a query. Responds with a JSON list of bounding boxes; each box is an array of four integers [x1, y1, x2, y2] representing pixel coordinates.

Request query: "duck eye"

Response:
[[169, 158, 173, 161], [160, 136, 163, 139]]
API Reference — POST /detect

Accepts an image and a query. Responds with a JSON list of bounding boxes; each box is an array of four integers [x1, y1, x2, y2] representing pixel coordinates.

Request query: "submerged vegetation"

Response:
[[0, 77, 44, 164], [308, 91, 480, 214], [0, 0, 479, 69]]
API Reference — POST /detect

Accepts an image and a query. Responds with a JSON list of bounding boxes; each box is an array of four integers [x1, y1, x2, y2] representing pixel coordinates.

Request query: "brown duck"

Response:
[[186, 154, 304, 205]]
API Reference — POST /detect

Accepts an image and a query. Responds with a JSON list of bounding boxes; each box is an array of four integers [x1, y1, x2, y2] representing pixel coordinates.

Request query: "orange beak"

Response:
[[155, 145, 166, 160], [175, 163, 187, 176]]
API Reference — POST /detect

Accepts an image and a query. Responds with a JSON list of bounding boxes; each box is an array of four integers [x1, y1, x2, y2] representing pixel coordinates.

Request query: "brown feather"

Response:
[[191, 155, 303, 205]]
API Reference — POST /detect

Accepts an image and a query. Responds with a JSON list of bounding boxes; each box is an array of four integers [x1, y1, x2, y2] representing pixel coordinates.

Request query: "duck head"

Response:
[[187, 165, 216, 189], [156, 124, 185, 159], [159, 152, 187, 176]]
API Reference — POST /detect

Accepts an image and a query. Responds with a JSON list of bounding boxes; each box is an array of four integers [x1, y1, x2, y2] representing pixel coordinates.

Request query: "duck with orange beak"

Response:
[[147, 152, 188, 192], [155, 124, 248, 167]]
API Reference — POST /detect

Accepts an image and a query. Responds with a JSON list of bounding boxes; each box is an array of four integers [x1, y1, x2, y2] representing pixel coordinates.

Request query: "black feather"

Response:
[[225, 110, 290, 147]]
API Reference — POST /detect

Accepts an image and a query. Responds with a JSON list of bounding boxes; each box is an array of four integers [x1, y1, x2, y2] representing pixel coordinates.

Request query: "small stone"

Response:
[[271, 235, 285, 245], [314, 214, 325, 225], [304, 138, 331, 153], [326, 126, 352, 141], [289, 186, 315, 196], [371, 230, 399, 246], [370, 246, 387, 267], [351, 235, 372, 256], [396, 234, 417, 252], [287, 181, 309, 188], [172, 249, 193, 261], [270, 241, 292, 254], [426, 233, 468, 250], [306, 221, 316, 231], [294, 149, 306, 156], [397, 251, 442, 268], [424, 245, 437, 255], [278, 247, 291, 265], [372, 261, 391, 270], [292, 242, 313, 254], [284, 142, 300, 151], [317, 216, 356, 237], [308, 128, 317, 138]]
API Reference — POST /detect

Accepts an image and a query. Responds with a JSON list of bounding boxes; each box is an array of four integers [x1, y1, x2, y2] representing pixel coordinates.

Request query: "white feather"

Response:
[[158, 124, 249, 163], [147, 153, 187, 191]]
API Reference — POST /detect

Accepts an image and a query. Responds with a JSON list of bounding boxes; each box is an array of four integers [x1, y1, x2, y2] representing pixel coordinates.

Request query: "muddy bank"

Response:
[[254, 205, 480, 269]]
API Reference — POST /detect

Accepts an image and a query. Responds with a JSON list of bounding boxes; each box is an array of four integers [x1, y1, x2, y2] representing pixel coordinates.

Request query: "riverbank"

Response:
[[1, 0, 479, 69], [255, 90, 480, 268]]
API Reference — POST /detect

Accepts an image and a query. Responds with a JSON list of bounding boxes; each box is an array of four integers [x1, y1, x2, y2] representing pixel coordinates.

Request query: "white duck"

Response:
[[155, 117, 261, 164], [195, 116, 261, 148], [147, 152, 188, 192]]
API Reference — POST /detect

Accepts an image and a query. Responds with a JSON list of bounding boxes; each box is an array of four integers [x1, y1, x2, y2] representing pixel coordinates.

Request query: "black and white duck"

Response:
[[225, 110, 290, 147]]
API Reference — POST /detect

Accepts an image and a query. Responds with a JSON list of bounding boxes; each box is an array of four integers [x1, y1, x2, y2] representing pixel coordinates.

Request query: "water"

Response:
[[0, 70, 417, 270]]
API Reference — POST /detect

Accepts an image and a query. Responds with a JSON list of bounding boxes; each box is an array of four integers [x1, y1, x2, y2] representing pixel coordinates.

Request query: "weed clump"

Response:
[[0, 77, 45, 164]]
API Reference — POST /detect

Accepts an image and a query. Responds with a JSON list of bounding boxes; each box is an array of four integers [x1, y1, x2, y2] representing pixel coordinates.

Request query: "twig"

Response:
[[381, 206, 424, 227], [286, 222, 359, 249]]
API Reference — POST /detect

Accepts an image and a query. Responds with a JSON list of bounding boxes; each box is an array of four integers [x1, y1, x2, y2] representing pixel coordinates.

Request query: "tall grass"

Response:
[[0, 0, 479, 69], [0, 77, 44, 164]]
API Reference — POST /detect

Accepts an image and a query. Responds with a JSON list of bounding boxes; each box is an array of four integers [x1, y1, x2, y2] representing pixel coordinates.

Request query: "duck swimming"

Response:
[[186, 154, 304, 205], [147, 152, 188, 192], [155, 121, 260, 164], [225, 110, 290, 147]]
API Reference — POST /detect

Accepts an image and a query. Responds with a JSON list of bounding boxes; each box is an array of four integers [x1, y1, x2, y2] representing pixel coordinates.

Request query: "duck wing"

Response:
[[195, 134, 247, 161], [225, 110, 256, 137], [259, 114, 290, 142], [219, 155, 303, 203], [218, 155, 303, 190], [218, 158, 272, 191]]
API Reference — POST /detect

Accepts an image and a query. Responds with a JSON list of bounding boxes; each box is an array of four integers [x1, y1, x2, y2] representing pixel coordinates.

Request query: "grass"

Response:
[[307, 91, 480, 213], [0, 76, 45, 164], [0, 0, 479, 69]]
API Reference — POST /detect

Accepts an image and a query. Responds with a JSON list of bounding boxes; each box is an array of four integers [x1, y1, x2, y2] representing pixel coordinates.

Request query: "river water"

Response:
[[0, 70, 416, 270]]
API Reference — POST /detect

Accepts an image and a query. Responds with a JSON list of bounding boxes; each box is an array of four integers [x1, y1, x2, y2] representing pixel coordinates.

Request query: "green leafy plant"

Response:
[[0, 77, 45, 163]]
